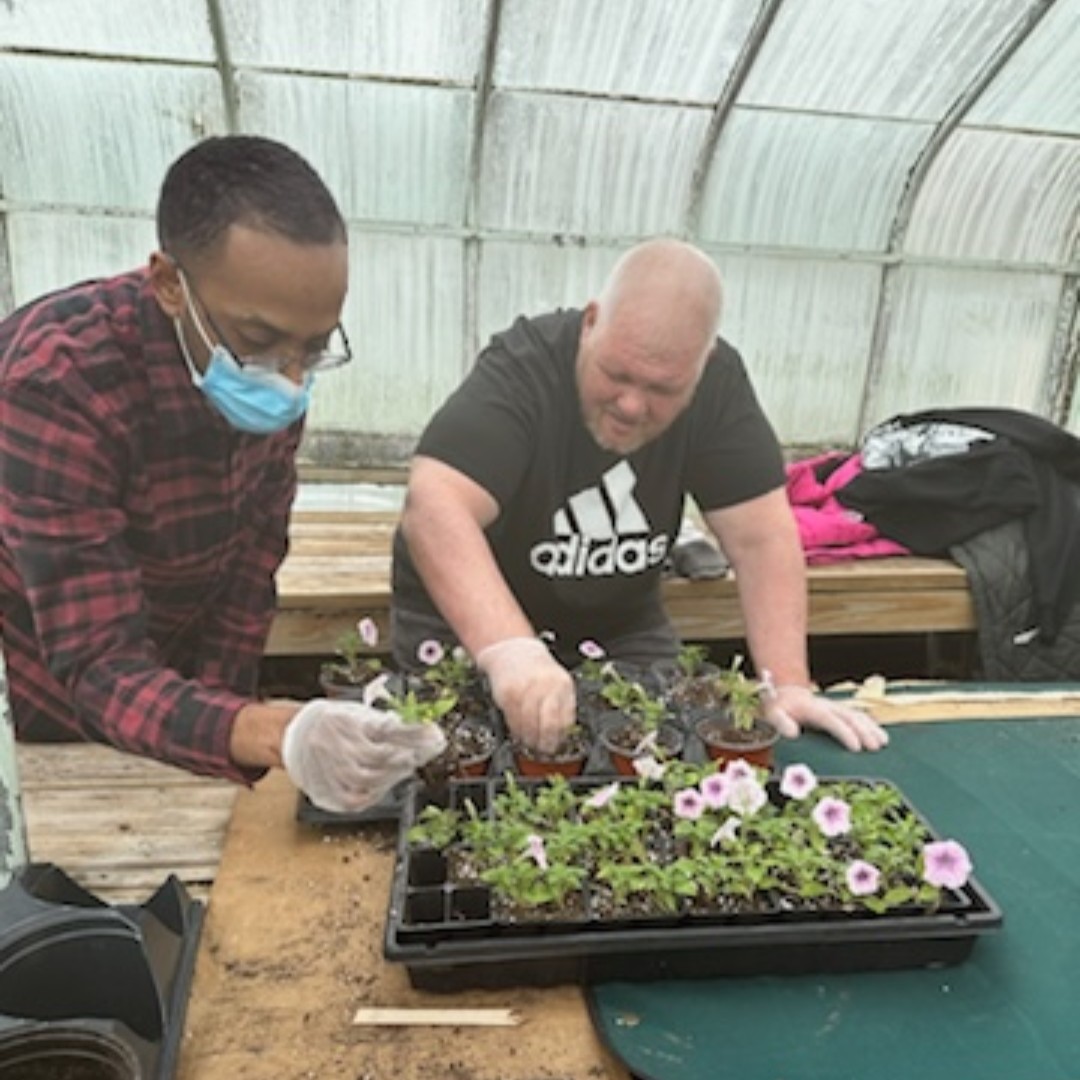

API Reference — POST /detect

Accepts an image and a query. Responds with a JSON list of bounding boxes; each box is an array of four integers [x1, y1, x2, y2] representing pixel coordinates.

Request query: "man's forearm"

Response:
[[405, 514, 533, 656], [706, 493, 812, 687], [401, 464, 534, 656], [735, 547, 812, 687], [229, 700, 301, 768]]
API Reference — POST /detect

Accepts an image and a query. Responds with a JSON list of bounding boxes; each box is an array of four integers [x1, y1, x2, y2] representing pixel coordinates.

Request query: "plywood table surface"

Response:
[[178, 769, 628, 1080]]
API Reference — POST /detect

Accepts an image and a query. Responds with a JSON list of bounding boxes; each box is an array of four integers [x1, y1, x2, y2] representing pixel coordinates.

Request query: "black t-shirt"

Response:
[[393, 309, 784, 650]]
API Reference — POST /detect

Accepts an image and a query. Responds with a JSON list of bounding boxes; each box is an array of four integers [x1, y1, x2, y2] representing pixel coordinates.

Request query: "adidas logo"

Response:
[[530, 461, 670, 579]]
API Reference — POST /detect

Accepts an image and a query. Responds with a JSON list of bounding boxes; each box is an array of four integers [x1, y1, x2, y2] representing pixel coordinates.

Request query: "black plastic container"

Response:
[[0, 1017, 144, 1079], [384, 776, 1003, 993], [0, 863, 204, 1079]]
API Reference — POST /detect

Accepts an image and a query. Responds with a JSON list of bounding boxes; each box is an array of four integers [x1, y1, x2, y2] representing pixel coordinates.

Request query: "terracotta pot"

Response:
[[450, 718, 498, 778], [597, 718, 685, 776], [512, 729, 590, 778], [694, 715, 779, 770], [419, 717, 498, 786]]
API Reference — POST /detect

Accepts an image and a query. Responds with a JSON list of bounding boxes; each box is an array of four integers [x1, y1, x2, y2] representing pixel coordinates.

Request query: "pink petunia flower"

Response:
[[710, 818, 741, 847], [578, 639, 606, 660], [673, 788, 706, 820], [846, 860, 881, 896], [416, 639, 445, 666], [357, 617, 379, 648], [723, 759, 756, 783], [699, 772, 730, 810], [524, 833, 548, 871], [922, 840, 973, 890], [727, 776, 768, 817], [812, 796, 852, 837], [584, 782, 620, 810], [780, 763, 818, 800]]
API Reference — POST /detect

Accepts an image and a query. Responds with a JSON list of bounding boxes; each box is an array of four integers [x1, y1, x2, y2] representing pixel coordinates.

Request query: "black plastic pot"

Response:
[[0, 1018, 143, 1079], [0, 863, 203, 1080]]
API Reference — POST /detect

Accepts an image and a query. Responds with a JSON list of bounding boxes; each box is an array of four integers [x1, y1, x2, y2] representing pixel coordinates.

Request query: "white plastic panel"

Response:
[[1, 0, 1078, 460], [475, 241, 626, 349], [237, 73, 473, 227], [699, 109, 933, 252], [224, 0, 486, 82], [0, 55, 225, 210], [864, 267, 1063, 427], [905, 129, 1080, 266], [478, 91, 709, 237], [308, 232, 466, 434], [716, 255, 883, 444], [7, 213, 157, 307], [495, 0, 759, 103], [740, 0, 1030, 120], [0, 0, 213, 61], [968, 0, 1080, 136]]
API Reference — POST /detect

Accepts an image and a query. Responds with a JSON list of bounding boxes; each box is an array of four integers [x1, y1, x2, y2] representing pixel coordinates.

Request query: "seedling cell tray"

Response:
[[384, 776, 1003, 993], [297, 729, 711, 827]]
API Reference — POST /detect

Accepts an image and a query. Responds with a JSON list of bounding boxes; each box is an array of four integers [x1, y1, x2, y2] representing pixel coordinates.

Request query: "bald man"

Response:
[[391, 239, 887, 757]]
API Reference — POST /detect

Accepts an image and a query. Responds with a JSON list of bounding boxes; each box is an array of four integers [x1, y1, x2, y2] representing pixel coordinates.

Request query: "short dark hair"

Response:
[[156, 135, 346, 261]]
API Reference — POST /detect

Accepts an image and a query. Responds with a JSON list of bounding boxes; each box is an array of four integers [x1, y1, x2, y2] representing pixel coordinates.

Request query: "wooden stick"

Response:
[[352, 1007, 521, 1027]]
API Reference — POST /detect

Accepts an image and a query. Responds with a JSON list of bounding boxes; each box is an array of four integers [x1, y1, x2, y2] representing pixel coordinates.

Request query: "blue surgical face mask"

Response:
[[174, 282, 312, 435]]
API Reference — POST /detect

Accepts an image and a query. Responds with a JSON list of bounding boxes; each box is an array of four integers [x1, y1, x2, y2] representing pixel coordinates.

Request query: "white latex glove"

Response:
[[476, 637, 575, 754], [282, 698, 447, 813], [761, 683, 889, 753]]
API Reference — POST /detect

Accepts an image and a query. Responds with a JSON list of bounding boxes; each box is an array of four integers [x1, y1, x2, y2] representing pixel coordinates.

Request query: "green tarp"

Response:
[[590, 714, 1080, 1079]]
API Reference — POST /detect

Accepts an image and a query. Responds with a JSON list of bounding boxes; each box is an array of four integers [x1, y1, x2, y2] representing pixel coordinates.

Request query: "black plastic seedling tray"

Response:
[[384, 776, 1003, 993]]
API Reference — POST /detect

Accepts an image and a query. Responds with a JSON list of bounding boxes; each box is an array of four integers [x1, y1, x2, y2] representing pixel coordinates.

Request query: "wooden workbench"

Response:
[[270, 511, 975, 656], [17, 742, 235, 905]]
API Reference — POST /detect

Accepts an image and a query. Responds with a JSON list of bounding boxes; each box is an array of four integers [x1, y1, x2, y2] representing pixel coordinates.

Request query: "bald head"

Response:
[[594, 239, 723, 364], [576, 240, 724, 455]]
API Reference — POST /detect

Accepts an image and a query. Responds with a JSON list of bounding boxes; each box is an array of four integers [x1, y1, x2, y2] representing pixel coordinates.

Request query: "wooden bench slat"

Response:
[[16, 744, 236, 905], [16, 743, 237, 791], [270, 514, 975, 655]]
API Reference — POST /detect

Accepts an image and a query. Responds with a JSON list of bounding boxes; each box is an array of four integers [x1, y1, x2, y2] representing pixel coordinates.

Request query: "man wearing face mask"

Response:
[[0, 135, 443, 812]]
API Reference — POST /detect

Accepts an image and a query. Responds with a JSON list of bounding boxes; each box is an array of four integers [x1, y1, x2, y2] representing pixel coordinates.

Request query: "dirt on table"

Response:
[[179, 772, 627, 1080]]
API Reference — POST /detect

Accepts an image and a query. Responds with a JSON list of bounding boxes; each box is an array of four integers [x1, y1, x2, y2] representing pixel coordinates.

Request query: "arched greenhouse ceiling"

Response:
[[2, 0, 1079, 470]]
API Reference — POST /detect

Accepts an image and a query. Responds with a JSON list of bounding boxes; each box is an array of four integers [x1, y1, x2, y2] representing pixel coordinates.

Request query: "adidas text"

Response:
[[530, 534, 670, 578]]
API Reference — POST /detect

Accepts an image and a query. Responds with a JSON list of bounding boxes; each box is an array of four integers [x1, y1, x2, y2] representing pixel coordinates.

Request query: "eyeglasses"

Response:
[[173, 259, 352, 376]]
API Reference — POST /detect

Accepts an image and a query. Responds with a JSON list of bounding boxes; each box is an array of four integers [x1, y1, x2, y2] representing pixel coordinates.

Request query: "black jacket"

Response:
[[838, 408, 1080, 643]]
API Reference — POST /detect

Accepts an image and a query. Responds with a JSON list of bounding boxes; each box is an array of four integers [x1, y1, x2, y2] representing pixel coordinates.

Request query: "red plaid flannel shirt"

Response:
[[0, 269, 301, 781]]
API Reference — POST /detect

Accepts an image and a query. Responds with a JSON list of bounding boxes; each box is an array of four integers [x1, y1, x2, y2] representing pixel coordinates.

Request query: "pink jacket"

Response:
[[786, 453, 910, 564]]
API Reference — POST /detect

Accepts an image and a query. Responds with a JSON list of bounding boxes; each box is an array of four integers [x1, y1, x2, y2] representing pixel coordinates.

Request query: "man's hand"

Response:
[[761, 684, 888, 752], [476, 637, 575, 754], [281, 699, 447, 812]]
